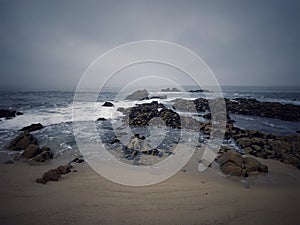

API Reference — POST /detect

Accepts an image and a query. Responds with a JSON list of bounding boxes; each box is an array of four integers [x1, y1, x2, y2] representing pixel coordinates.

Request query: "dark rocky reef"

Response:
[[123, 101, 181, 129], [0, 109, 23, 119], [172, 97, 300, 122], [19, 123, 44, 132]]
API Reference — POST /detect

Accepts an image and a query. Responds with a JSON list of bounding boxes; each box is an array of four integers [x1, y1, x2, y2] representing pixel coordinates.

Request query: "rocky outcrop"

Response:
[[226, 98, 300, 122], [224, 124, 300, 169], [161, 88, 180, 92], [125, 101, 181, 128], [102, 102, 114, 107], [172, 97, 300, 122], [6, 132, 38, 151], [0, 109, 23, 119], [6, 131, 53, 162], [19, 123, 44, 132], [216, 147, 268, 177], [36, 165, 72, 184], [125, 89, 149, 101]]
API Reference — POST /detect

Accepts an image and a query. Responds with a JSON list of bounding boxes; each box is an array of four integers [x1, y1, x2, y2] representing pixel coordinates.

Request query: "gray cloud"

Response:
[[0, 0, 299, 90]]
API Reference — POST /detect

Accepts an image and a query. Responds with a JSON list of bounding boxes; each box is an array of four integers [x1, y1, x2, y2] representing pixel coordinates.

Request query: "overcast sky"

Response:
[[0, 0, 299, 90]]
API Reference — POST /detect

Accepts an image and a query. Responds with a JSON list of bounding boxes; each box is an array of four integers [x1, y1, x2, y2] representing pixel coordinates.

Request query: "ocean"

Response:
[[0, 86, 300, 163]]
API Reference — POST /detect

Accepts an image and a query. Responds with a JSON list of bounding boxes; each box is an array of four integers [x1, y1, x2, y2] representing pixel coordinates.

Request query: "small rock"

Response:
[[96, 117, 107, 121], [102, 102, 114, 107], [19, 123, 44, 132]]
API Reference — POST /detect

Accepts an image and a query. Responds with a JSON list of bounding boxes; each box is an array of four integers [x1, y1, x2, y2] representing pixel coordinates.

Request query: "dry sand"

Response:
[[0, 154, 300, 225]]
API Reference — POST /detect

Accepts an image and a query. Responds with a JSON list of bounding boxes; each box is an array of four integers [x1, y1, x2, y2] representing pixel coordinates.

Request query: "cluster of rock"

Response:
[[5, 124, 53, 163], [111, 134, 163, 160], [172, 97, 300, 122], [216, 146, 268, 177], [120, 101, 181, 129], [0, 109, 23, 120], [161, 88, 180, 92], [227, 125, 300, 169]]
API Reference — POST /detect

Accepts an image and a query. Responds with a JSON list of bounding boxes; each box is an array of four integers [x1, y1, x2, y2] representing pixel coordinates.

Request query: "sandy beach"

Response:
[[1, 153, 300, 225]]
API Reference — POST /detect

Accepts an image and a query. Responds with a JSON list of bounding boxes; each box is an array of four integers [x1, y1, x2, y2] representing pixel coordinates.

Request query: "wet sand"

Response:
[[0, 155, 300, 225]]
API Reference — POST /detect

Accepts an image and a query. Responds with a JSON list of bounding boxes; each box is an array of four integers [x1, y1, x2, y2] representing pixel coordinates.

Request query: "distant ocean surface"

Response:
[[0, 86, 300, 161]]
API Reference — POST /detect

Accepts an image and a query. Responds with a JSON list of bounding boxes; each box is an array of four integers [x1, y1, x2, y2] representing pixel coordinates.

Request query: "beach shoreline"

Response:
[[1, 153, 300, 225]]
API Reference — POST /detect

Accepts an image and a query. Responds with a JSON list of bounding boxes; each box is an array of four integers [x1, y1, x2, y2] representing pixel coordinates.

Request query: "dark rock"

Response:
[[110, 136, 120, 144], [150, 95, 167, 99], [102, 102, 114, 107], [96, 117, 107, 121], [22, 144, 41, 158], [125, 89, 149, 101], [19, 123, 44, 132], [0, 109, 23, 119], [4, 160, 14, 164], [71, 157, 84, 164], [189, 89, 211, 93], [36, 165, 72, 184], [124, 101, 181, 128], [226, 98, 300, 122], [6, 132, 38, 151], [32, 147, 53, 162], [161, 88, 180, 92]]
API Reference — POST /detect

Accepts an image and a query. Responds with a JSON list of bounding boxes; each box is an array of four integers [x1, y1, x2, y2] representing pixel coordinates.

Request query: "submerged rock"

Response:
[[19, 123, 44, 132], [6, 132, 38, 151], [125, 89, 149, 101]]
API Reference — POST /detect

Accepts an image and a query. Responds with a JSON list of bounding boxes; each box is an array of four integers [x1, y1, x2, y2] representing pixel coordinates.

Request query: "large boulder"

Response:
[[6, 132, 38, 151], [32, 147, 54, 162], [125, 89, 149, 101], [216, 148, 268, 177], [22, 144, 41, 158], [19, 123, 44, 132]]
